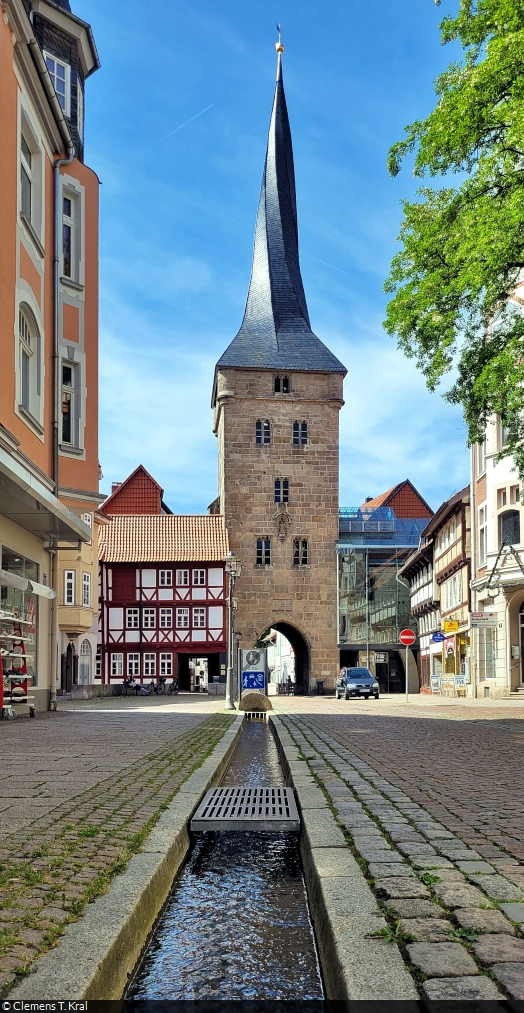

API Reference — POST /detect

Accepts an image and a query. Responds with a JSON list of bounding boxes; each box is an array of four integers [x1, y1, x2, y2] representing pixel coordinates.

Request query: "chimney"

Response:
[[111, 482, 122, 493], [365, 496, 373, 502]]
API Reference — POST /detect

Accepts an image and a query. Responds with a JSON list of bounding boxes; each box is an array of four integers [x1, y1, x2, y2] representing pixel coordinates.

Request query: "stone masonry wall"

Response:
[[214, 367, 344, 691]]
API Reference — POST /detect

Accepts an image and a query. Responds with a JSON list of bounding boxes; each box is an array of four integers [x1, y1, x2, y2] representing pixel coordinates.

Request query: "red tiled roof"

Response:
[[100, 465, 163, 516], [99, 514, 229, 563], [361, 480, 433, 518]]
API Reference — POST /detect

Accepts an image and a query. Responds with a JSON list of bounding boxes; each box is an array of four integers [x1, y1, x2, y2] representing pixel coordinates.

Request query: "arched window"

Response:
[[293, 421, 308, 446], [79, 639, 91, 685], [500, 510, 520, 547], [274, 376, 281, 393], [293, 539, 308, 566], [256, 538, 271, 566], [18, 305, 40, 414], [274, 478, 289, 504], [256, 419, 271, 445], [282, 376, 290, 393]]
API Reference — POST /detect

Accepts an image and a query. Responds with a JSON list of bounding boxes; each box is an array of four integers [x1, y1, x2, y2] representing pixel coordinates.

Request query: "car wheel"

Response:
[[364, 694, 370, 700], [374, 693, 379, 699]]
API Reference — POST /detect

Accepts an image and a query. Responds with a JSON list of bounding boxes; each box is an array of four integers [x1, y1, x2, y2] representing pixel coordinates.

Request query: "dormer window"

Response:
[[44, 53, 71, 117]]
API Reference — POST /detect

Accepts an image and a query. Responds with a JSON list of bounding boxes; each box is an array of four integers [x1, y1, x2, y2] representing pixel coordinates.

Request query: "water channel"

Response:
[[126, 720, 324, 1000]]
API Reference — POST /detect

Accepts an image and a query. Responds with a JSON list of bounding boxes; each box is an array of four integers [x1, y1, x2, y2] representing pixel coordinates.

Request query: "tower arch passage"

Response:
[[271, 622, 310, 695]]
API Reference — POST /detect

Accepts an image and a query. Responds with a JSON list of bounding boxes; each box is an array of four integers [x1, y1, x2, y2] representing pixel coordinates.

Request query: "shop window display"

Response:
[[1, 547, 38, 716]]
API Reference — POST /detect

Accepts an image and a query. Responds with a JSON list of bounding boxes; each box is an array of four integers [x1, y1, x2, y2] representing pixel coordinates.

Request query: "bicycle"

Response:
[[167, 679, 179, 695]]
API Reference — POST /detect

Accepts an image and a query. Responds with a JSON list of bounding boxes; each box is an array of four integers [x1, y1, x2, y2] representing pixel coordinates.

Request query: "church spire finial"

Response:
[[275, 24, 284, 79]]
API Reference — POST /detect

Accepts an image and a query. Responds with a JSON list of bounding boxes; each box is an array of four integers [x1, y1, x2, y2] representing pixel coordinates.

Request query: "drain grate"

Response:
[[190, 786, 300, 832]]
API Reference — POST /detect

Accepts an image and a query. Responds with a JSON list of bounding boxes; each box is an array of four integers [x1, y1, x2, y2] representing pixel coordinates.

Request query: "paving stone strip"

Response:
[[281, 715, 524, 1001], [0, 714, 233, 997]]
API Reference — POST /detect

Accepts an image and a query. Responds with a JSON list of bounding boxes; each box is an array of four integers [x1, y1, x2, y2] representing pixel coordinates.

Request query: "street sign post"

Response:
[[399, 629, 416, 704], [431, 631, 445, 643]]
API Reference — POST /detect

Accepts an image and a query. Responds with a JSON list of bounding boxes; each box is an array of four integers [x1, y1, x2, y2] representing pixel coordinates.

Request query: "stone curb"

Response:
[[269, 715, 418, 1001], [7, 714, 244, 1001]]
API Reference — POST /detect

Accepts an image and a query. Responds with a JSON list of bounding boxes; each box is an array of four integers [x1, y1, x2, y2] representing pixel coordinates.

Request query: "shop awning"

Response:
[[0, 568, 29, 591], [28, 580, 57, 599], [0, 444, 92, 542]]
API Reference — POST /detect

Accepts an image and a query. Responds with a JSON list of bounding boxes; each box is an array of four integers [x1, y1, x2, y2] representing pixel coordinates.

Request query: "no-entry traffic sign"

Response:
[[399, 628, 416, 646]]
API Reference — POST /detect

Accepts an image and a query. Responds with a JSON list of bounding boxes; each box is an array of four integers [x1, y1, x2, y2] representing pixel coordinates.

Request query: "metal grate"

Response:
[[190, 786, 300, 832]]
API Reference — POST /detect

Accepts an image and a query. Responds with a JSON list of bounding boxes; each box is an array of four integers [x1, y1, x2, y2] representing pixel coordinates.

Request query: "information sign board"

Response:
[[443, 620, 459, 634], [240, 649, 267, 694], [469, 612, 497, 628], [431, 632, 445, 643]]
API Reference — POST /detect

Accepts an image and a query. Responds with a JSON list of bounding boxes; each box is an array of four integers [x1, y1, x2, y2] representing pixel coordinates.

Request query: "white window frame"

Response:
[[143, 607, 156, 629], [126, 607, 139, 629], [82, 571, 91, 607], [111, 652, 123, 677], [159, 607, 172, 628], [160, 653, 172, 676], [192, 607, 206, 629], [127, 653, 139, 677], [44, 52, 71, 116], [20, 133, 33, 223], [176, 569, 189, 586], [18, 305, 41, 418], [478, 504, 487, 566], [61, 360, 76, 446], [62, 193, 74, 279], [176, 607, 189, 629], [143, 653, 156, 677], [64, 569, 75, 605], [477, 441, 486, 477], [193, 569, 205, 586], [159, 570, 172, 586], [442, 571, 462, 612]]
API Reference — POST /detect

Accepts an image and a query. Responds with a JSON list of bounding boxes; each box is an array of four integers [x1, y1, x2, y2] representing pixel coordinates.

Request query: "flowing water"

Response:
[[126, 721, 324, 1000]]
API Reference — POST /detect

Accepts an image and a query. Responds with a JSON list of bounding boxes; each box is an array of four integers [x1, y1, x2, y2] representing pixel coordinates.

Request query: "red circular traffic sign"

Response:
[[399, 629, 416, 646]]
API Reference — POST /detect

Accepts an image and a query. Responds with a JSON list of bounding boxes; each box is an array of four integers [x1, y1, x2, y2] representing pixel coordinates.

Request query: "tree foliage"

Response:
[[384, 0, 524, 474]]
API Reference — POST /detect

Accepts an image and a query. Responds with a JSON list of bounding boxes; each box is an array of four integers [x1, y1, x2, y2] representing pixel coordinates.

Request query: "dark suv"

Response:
[[336, 667, 379, 700]]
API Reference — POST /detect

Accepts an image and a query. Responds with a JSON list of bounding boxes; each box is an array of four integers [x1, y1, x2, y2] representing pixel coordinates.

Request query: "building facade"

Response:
[[470, 419, 524, 698], [400, 486, 471, 697], [338, 481, 432, 693], [98, 467, 229, 690], [0, 0, 100, 710], [212, 45, 346, 693]]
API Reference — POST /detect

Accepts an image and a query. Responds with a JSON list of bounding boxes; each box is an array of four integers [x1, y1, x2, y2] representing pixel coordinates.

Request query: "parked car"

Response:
[[336, 667, 379, 700]]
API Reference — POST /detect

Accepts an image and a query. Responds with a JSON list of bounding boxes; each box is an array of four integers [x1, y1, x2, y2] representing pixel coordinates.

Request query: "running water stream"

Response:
[[126, 720, 324, 1000]]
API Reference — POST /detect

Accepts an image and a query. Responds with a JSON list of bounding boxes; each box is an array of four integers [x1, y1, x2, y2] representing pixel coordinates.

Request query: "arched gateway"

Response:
[[271, 622, 310, 696], [212, 45, 346, 693]]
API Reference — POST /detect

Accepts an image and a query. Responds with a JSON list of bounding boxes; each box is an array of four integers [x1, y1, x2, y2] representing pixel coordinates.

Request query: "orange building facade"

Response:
[[0, 0, 102, 710]]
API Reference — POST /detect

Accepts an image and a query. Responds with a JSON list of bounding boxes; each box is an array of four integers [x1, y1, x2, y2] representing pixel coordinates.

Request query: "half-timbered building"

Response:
[[98, 467, 228, 690]]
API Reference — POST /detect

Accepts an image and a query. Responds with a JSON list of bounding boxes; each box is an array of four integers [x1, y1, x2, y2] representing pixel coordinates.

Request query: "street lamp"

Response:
[[224, 551, 242, 710]]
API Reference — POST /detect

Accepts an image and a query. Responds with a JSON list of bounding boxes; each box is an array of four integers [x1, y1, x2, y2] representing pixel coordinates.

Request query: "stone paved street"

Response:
[[274, 694, 524, 1000], [0, 695, 230, 995]]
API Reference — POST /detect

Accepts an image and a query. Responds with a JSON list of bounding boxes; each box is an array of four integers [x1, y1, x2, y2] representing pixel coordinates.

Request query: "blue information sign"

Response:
[[431, 632, 445, 643], [241, 671, 265, 691]]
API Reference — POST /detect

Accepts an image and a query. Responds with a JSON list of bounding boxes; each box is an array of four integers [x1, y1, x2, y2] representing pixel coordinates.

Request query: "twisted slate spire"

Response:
[[216, 47, 346, 376]]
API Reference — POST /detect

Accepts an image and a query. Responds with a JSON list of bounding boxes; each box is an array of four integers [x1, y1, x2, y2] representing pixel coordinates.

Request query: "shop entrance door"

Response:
[[62, 643, 77, 693]]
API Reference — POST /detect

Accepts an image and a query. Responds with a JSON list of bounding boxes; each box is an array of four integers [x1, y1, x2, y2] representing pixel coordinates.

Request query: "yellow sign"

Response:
[[443, 620, 459, 634]]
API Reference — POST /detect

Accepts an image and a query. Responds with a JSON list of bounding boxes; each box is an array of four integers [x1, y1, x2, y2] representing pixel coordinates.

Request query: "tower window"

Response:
[[293, 539, 308, 566], [274, 376, 281, 393], [256, 419, 271, 445], [282, 376, 290, 393], [274, 479, 289, 504], [293, 421, 308, 445], [63, 196, 73, 278], [256, 538, 271, 566], [291, 542, 308, 567]]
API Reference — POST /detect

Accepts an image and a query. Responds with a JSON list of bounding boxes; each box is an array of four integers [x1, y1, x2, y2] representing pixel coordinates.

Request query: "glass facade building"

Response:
[[338, 507, 429, 692]]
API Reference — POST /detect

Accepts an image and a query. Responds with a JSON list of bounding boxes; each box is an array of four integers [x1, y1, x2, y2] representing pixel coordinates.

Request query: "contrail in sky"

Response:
[[302, 252, 348, 275], [142, 104, 214, 153]]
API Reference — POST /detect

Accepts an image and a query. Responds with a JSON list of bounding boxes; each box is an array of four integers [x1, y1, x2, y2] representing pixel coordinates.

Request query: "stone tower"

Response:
[[212, 44, 346, 693]]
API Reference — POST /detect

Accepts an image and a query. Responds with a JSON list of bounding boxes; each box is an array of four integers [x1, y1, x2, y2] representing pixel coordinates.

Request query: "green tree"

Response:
[[384, 0, 524, 474]]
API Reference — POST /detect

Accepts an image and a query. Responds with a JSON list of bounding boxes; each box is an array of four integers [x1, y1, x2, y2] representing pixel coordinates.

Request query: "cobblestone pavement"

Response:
[[0, 696, 231, 996], [275, 695, 524, 1001]]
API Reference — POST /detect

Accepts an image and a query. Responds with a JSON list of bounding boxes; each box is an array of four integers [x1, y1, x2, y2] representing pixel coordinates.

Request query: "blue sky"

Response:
[[75, 0, 469, 514]]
